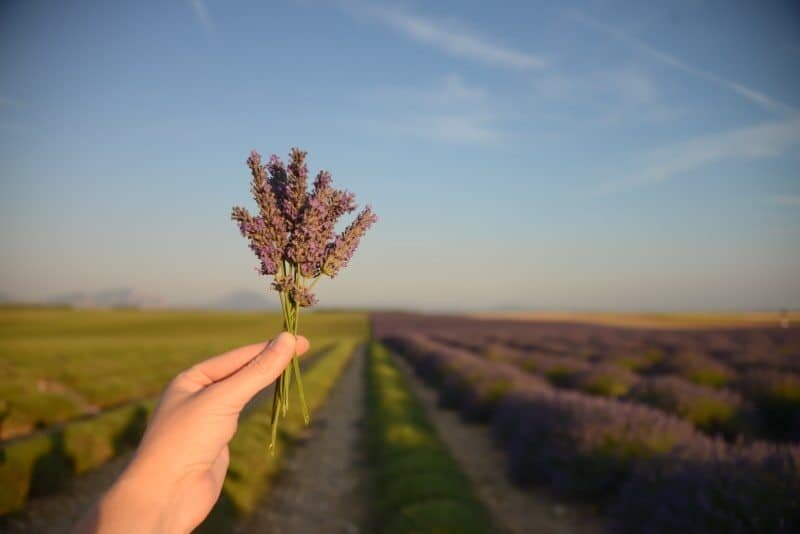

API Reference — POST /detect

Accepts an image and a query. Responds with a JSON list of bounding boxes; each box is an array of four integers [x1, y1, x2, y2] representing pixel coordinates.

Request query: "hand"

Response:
[[75, 332, 309, 534]]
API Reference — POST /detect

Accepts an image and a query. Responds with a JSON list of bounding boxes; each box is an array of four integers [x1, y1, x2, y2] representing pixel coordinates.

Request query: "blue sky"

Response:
[[1, 0, 799, 311]]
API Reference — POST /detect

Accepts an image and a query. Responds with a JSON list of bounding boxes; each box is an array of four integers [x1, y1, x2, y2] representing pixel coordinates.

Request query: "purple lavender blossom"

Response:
[[613, 440, 800, 533], [231, 147, 376, 451], [232, 147, 377, 307], [322, 205, 378, 278], [627, 375, 749, 438], [373, 312, 800, 531], [738, 369, 800, 441]]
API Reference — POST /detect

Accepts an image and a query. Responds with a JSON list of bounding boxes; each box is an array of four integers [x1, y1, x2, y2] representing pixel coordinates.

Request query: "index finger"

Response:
[[184, 336, 310, 387], [206, 332, 307, 410]]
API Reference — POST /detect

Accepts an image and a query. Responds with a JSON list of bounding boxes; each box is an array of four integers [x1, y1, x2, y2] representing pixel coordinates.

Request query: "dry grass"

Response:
[[468, 311, 798, 330]]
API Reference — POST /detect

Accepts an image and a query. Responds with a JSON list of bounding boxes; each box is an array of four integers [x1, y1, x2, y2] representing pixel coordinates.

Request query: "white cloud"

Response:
[[767, 194, 800, 207], [421, 114, 502, 144], [345, 2, 545, 70], [569, 9, 793, 114], [598, 117, 800, 192], [532, 66, 681, 125], [189, 0, 213, 33], [369, 74, 486, 105], [362, 74, 500, 144], [603, 68, 656, 105], [366, 112, 502, 145], [439, 74, 486, 102], [534, 67, 657, 104]]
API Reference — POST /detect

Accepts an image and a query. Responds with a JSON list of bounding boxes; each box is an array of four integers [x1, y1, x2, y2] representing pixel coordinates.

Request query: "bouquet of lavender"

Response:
[[232, 148, 376, 451]]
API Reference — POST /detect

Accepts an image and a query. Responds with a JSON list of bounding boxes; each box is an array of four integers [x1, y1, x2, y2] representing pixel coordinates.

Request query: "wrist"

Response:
[[92, 459, 178, 533]]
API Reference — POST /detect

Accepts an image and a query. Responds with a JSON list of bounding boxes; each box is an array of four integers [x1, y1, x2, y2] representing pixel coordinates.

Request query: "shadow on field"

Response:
[[22, 402, 149, 503], [0, 403, 9, 464], [196, 489, 238, 533], [29, 433, 75, 497], [112, 404, 148, 454]]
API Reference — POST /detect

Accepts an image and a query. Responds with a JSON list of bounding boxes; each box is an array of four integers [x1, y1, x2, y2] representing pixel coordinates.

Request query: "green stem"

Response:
[[269, 373, 281, 455], [292, 354, 309, 424], [288, 298, 309, 424], [267, 262, 311, 452]]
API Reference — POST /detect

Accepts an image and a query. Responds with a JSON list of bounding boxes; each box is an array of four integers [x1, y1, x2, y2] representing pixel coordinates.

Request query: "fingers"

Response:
[[206, 332, 309, 410], [181, 336, 309, 388], [295, 335, 310, 356]]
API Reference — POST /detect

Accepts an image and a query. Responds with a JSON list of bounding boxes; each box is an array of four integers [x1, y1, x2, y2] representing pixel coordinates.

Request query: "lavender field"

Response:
[[374, 313, 800, 533]]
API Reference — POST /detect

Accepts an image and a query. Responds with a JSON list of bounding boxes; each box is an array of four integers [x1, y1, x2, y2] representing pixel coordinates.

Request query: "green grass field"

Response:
[[0, 306, 368, 439], [366, 341, 494, 533], [0, 307, 368, 516]]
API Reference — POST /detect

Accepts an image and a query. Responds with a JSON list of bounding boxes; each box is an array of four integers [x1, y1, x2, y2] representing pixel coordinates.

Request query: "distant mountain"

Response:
[[209, 290, 280, 310], [48, 288, 166, 309]]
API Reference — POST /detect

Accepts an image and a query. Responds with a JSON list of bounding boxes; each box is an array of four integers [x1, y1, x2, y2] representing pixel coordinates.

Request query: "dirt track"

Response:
[[395, 356, 604, 534], [238, 348, 366, 533]]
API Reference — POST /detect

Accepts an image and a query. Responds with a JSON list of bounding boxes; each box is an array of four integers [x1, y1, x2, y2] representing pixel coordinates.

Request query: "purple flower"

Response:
[[232, 147, 376, 450], [322, 205, 378, 277], [231, 147, 376, 307]]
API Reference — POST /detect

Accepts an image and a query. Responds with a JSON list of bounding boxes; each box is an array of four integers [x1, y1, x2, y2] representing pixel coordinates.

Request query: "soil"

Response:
[[238, 348, 367, 533], [395, 356, 605, 534]]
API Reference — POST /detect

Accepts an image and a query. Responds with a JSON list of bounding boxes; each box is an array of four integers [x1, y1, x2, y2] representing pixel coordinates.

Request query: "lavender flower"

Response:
[[738, 369, 800, 441], [627, 375, 749, 438], [322, 205, 378, 277], [231, 147, 376, 451], [614, 440, 800, 533], [374, 312, 800, 530]]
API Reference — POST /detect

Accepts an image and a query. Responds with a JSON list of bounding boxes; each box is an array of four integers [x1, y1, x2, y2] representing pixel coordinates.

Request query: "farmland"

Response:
[[2, 307, 799, 532], [0, 306, 366, 439], [374, 312, 800, 532], [0, 306, 368, 521]]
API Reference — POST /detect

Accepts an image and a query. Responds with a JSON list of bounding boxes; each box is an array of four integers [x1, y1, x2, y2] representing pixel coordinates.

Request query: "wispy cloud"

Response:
[[355, 112, 502, 145], [189, 0, 213, 34], [368, 74, 486, 105], [436, 74, 486, 102], [595, 117, 800, 193], [344, 2, 545, 70], [767, 194, 800, 207], [361, 74, 501, 144], [569, 9, 793, 114], [532, 67, 682, 125], [417, 114, 501, 144]]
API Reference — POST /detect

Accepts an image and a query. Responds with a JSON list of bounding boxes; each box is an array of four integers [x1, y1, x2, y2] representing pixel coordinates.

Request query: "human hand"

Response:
[[75, 332, 309, 534]]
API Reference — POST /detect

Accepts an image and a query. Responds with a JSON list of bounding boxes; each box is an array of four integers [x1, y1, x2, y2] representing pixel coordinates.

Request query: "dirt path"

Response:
[[394, 356, 605, 534], [238, 347, 366, 534]]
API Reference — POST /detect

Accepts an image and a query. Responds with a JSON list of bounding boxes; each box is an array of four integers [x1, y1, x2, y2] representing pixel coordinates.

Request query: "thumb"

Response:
[[207, 332, 299, 410]]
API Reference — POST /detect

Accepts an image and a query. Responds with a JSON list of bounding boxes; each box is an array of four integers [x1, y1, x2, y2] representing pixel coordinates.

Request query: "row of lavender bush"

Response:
[[428, 325, 800, 441], [413, 313, 800, 378], [432, 332, 756, 439], [382, 332, 800, 533]]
